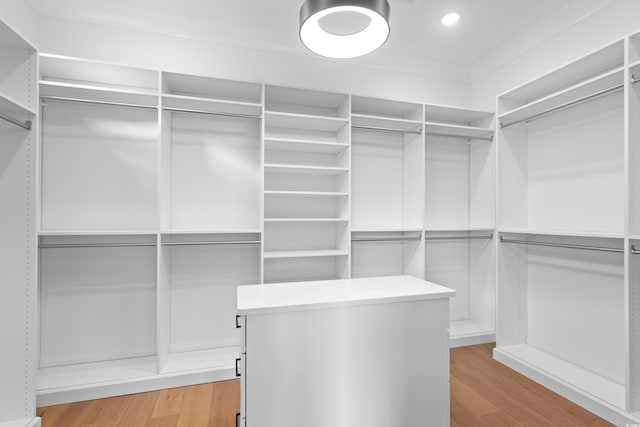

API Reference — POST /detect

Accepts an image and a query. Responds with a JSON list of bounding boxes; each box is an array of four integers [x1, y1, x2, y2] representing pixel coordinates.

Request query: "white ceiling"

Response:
[[28, 0, 575, 66]]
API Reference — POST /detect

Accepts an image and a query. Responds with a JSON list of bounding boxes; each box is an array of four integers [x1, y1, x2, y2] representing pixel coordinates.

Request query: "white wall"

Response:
[[0, 0, 39, 46], [36, 16, 470, 107], [471, 0, 640, 110]]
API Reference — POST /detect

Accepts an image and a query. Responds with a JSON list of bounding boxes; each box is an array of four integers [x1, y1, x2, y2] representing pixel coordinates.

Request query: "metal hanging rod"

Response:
[[162, 240, 261, 246], [0, 111, 32, 130], [632, 244, 640, 255], [500, 83, 624, 129], [425, 234, 493, 241], [499, 236, 623, 253], [41, 96, 158, 111], [352, 125, 422, 135], [163, 106, 261, 120], [632, 75, 640, 85], [39, 242, 156, 249], [351, 236, 422, 243], [425, 131, 493, 142]]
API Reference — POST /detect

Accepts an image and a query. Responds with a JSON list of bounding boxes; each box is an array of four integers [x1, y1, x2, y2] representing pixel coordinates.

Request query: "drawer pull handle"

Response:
[[235, 358, 241, 377]]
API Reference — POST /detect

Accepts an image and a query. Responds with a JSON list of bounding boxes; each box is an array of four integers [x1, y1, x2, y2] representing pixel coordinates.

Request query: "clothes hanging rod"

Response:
[[39, 242, 156, 249], [425, 131, 493, 142], [41, 96, 158, 111], [632, 75, 640, 85], [499, 236, 623, 253], [162, 240, 261, 246], [163, 106, 261, 120], [352, 125, 422, 135], [500, 83, 624, 129], [351, 236, 422, 243], [0, 111, 32, 130], [632, 244, 640, 255], [425, 234, 493, 241]]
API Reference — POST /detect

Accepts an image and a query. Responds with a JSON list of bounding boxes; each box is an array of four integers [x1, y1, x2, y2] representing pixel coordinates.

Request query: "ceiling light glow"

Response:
[[441, 13, 460, 26], [300, 0, 391, 59]]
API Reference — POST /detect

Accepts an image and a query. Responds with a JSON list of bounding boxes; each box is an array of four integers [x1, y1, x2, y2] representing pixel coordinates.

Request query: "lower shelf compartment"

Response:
[[36, 348, 238, 407], [449, 320, 495, 348], [494, 344, 636, 425]]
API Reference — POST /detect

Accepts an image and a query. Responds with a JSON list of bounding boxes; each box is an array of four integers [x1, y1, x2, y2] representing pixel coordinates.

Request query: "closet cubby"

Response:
[[424, 230, 495, 346], [496, 232, 625, 409], [40, 54, 159, 107], [424, 105, 494, 230], [157, 233, 260, 374], [40, 98, 159, 232], [161, 109, 260, 232], [0, 23, 36, 121], [37, 234, 158, 398]]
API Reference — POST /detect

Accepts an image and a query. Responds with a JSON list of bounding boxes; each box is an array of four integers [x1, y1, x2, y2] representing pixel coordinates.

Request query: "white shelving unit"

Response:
[[0, 18, 39, 427], [263, 85, 350, 284], [424, 105, 496, 347], [494, 37, 640, 425], [34, 55, 500, 407]]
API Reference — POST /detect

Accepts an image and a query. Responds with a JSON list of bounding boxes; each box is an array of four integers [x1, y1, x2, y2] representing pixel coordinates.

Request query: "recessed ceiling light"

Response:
[[299, 0, 391, 59], [441, 12, 460, 26]]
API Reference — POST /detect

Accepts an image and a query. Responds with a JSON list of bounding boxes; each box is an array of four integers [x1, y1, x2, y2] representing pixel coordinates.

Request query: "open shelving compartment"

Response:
[[157, 72, 262, 378], [495, 38, 633, 424], [424, 105, 496, 346], [263, 85, 350, 283], [350, 96, 424, 279], [157, 232, 260, 376], [37, 233, 159, 406]]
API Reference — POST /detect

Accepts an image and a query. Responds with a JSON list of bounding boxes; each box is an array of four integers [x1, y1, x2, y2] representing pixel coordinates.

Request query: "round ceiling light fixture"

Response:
[[441, 12, 461, 26], [300, 0, 391, 59]]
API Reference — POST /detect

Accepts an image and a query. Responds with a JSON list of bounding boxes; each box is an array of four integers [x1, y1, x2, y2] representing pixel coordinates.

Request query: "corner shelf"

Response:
[[498, 67, 624, 128]]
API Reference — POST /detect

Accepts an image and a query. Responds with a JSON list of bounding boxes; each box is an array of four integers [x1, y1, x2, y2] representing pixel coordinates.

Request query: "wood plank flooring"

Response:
[[37, 343, 613, 427]]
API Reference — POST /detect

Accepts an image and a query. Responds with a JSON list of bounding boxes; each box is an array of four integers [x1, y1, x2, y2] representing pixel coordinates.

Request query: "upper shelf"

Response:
[[351, 95, 422, 122], [265, 85, 349, 120], [162, 94, 261, 118], [0, 90, 36, 117], [351, 113, 422, 134], [498, 40, 624, 115], [425, 104, 494, 127], [264, 137, 348, 154], [40, 80, 158, 107], [424, 122, 493, 141], [0, 20, 36, 50], [498, 67, 624, 129]]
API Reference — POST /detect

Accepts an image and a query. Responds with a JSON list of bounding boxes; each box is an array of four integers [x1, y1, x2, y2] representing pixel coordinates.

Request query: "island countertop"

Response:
[[237, 275, 456, 315]]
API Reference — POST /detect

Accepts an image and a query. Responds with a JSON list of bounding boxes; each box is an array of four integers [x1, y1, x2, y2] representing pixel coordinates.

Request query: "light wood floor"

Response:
[[37, 343, 613, 427]]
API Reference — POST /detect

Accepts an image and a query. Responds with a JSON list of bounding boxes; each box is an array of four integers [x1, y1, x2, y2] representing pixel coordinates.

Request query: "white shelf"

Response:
[[264, 191, 348, 198], [498, 229, 624, 240], [425, 105, 494, 125], [264, 218, 348, 222], [425, 226, 495, 232], [40, 80, 159, 107], [499, 66, 624, 127], [0, 90, 35, 116], [263, 249, 349, 259], [351, 96, 422, 121], [495, 344, 625, 410], [38, 229, 157, 236], [629, 235, 640, 240], [162, 93, 261, 117], [264, 111, 348, 132], [351, 113, 422, 133], [264, 137, 348, 154], [424, 122, 494, 140], [264, 163, 348, 175], [161, 229, 261, 235], [630, 59, 640, 69], [351, 228, 423, 233], [161, 347, 239, 374]]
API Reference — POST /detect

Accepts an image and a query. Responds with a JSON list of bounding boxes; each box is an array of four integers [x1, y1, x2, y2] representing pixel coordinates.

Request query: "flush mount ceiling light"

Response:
[[299, 0, 391, 59], [441, 12, 461, 26]]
